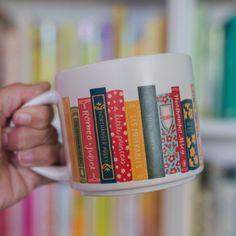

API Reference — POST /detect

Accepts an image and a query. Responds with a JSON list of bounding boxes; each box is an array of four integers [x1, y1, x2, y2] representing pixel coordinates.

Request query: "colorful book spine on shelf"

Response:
[[101, 21, 114, 60], [125, 100, 148, 180], [39, 21, 57, 84], [31, 24, 41, 83], [182, 99, 200, 170], [23, 194, 33, 236], [138, 85, 165, 178], [78, 97, 100, 183], [157, 93, 181, 175], [57, 23, 80, 70], [62, 97, 80, 182], [171, 87, 188, 173], [107, 90, 132, 182], [71, 193, 85, 236], [90, 87, 116, 183], [6, 201, 24, 236], [94, 197, 112, 236], [223, 16, 236, 117], [113, 4, 127, 58], [71, 106, 87, 183], [0, 210, 6, 236]]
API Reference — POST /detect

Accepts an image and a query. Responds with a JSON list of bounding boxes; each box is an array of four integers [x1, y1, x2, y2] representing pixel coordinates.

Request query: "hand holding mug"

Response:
[[0, 83, 63, 210]]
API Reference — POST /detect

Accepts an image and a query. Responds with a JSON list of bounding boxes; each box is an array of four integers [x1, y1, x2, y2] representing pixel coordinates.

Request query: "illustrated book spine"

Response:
[[157, 93, 181, 175], [171, 87, 189, 173], [71, 106, 87, 183], [107, 90, 132, 182], [90, 87, 116, 183], [78, 97, 100, 183], [182, 99, 200, 170]]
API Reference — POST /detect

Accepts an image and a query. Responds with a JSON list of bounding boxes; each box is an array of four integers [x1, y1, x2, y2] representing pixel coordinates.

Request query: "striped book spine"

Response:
[[171, 87, 189, 173], [125, 101, 148, 180], [62, 97, 80, 181], [71, 106, 87, 183], [157, 93, 181, 175], [138, 85, 165, 178], [107, 90, 132, 182], [78, 97, 100, 183], [182, 99, 200, 170], [90, 87, 116, 183]]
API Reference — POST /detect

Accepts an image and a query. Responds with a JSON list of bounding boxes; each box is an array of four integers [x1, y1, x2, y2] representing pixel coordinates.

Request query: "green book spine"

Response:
[[71, 106, 87, 183], [138, 85, 165, 178], [223, 16, 236, 117]]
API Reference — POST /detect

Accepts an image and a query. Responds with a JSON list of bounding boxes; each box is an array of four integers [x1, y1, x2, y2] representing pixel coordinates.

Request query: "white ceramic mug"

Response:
[[20, 53, 204, 196]]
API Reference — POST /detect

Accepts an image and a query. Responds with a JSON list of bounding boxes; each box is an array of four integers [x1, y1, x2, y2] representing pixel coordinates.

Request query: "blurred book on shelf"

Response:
[[192, 3, 236, 119], [0, 2, 167, 236]]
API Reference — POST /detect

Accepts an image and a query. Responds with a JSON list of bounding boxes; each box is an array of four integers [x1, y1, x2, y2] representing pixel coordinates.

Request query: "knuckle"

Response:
[[41, 126, 58, 145], [10, 129, 26, 150], [36, 107, 54, 128]]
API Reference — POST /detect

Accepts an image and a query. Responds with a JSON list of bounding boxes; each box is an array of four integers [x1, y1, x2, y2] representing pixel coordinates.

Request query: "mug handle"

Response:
[[10, 90, 69, 182]]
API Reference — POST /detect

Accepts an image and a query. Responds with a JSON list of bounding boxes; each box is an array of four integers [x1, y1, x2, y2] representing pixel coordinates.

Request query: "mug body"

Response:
[[55, 53, 204, 196]]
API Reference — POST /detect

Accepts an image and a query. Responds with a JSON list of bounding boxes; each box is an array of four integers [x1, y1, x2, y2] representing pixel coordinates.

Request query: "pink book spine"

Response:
[[0, 210, 7, 236], [171, 87, 188, 173], [23, 194, 33, 236], [107, 90, 132, 182], [78, 97, 100, 183]]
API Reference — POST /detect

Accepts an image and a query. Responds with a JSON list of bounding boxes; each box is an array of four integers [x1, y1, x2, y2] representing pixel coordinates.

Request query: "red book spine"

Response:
[[171, 87, 188, 173], [107, 90, 132, 182], [0, 210, 6, 236], [78, 97, 100, 183]]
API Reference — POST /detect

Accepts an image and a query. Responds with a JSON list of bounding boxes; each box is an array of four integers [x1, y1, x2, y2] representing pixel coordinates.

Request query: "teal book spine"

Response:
[[90, 87, 116, 183], [181, 99, 200, 170], [223, 16, 236, 117], [71, 107, 87, 183], [138, 85, 165, 178]]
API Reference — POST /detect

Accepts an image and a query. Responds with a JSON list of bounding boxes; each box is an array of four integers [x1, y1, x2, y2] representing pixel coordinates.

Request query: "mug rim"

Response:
[[56, 53, 191, 81]]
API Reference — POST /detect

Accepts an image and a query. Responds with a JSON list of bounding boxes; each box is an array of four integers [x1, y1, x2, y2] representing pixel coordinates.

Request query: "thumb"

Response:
[[0, 82, 50, 126]]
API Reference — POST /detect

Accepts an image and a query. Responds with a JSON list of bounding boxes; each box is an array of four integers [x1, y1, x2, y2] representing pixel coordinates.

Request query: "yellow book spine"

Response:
[[113, 4, 127, 58], [72, 192, 85, 236], [144, 15, 167, 54], [62, 97, 80, 182], [31, 24, 41, 83], [125, 101, 148, 180]]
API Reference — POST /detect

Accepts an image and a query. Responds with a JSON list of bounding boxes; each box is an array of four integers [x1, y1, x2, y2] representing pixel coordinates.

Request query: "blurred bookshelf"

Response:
[[1, 0, 236, 236]]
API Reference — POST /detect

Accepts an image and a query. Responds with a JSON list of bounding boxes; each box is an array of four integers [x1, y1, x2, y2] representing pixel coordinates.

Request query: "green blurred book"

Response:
[[222, 16, 236, 118]]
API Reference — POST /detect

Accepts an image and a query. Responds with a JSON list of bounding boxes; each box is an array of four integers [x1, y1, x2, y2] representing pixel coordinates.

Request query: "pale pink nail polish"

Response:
[[15, 113, 32, 125], [2, 132, 8, 147], [18, 151, 34, 165]]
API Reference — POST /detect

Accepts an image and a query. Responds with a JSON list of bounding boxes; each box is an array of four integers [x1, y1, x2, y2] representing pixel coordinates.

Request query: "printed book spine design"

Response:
[[62, 97, 80, 181], [125, 101, 148, 180], [107, 90, 132, 182], [157, 93, 181, 175], [78, 97, 100, 183], [138, 85, 165, 179], [90, 87, 116, 183], [182, 99, 200, 170], [71, 106, 87, 183], [171, 87, 189, 173], [191, 83, 204, 166]]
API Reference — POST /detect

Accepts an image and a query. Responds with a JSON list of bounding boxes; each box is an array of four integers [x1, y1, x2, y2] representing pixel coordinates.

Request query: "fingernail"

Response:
[[2, 132, 8, 147], [17, 151, 34, 165], [15, 113, 32, 125]]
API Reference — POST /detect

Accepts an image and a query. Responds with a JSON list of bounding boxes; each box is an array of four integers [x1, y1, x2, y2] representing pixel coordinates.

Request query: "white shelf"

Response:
[[200, 118, 236, 167], [200, 118, 236, 140]]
